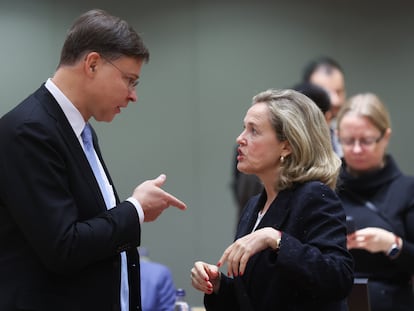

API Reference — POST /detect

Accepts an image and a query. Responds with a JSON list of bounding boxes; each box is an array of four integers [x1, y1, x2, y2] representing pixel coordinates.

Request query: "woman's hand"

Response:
[[217, 227, 281, 277], [347, 227, 396, 253], [191, 261, 221, 294]]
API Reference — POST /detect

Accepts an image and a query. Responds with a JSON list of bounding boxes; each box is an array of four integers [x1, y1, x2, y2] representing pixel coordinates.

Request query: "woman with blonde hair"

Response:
[[337, 93, 414, 311], [191, 89, 354, 310]]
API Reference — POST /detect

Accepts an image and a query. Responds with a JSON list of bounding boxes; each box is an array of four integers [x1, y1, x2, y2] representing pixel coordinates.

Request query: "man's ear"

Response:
[[84, 52, 100, 76]]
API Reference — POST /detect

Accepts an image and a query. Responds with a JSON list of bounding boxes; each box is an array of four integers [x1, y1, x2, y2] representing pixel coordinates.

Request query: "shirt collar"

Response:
[[45, 78, 86, 138]]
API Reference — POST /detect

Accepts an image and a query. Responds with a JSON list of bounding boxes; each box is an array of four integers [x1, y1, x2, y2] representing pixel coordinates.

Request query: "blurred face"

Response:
[[338, 113, 390, 173], [88, 55, 143, 122], [310, 67, 346, 118], [236, 103, 290, 181]]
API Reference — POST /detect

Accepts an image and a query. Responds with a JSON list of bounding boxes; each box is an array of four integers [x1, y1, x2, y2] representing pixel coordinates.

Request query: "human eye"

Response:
[[339, 137, 354, 146], [360, 137, 376, 146], [250, 127, 258, 135], [129, 78, 139, 88]]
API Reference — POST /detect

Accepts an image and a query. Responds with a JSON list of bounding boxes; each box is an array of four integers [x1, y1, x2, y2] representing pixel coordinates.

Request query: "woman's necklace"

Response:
[[252, 191, 277, 232], [252, 209, 266, 231]]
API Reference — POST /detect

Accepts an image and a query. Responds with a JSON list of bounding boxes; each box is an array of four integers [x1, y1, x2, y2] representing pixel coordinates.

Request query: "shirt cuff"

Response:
[[126, 197, 144, 224]]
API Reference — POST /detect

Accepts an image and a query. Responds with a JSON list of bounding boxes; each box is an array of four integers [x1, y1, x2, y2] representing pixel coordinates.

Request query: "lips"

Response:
[[237, 148, 244, 161], [116, 103, 128, 113]]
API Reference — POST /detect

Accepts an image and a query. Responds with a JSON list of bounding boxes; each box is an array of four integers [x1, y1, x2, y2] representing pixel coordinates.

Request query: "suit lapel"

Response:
[[234, 189, 294, 310], [240, 188, 293, 286], [235, 192, 265, 240], [38, 85, 109, 210], [257, 188, 293, 230], [237, 188, 293, 238]]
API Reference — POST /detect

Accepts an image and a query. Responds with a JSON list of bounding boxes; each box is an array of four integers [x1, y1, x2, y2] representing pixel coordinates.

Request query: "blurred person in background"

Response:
[[303, 56, 346, 156], [139, 247, 176, 311], [336, 93, 414, 311]]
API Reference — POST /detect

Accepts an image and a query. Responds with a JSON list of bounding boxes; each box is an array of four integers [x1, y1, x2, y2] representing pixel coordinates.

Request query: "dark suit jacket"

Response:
[[205, 181, 354, 311], [0, 85, 142, 311]]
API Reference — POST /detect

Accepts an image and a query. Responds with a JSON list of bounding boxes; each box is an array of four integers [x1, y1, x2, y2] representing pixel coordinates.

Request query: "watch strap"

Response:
[[387, 235, 401, 259]]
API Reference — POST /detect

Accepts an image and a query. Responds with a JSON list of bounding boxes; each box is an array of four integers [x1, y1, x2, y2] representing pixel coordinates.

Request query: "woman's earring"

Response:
[[280, 155, 284, 163]]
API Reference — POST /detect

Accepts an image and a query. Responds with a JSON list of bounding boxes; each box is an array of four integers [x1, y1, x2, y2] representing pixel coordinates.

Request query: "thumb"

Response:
[[153, 174, 166, 187]]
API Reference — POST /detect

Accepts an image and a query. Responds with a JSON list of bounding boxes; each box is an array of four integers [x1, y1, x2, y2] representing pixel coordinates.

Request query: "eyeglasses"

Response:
[[339, 134, 384, 148], [101, 56, 139, 91]]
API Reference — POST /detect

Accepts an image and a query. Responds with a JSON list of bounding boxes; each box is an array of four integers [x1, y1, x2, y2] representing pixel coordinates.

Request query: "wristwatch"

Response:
[[387, 235, 401, 259], [275, 232, 282, 252]]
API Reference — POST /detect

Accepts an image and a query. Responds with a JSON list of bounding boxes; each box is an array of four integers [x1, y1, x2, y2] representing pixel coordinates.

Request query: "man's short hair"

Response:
[[302, 56, 344, 82]]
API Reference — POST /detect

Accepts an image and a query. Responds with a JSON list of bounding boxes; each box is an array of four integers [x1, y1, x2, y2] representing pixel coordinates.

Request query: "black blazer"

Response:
[[205, 181, 354, 311], [0, 85, 142, 311]]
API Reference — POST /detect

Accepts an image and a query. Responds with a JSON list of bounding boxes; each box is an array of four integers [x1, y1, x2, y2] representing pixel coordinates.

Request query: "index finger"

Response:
[[216, 245, 232, 268], [166, 193, 187, 210]]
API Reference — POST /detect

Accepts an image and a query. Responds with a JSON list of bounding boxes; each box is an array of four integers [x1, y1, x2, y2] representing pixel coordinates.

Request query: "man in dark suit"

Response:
[[0, 9, 186, 311]]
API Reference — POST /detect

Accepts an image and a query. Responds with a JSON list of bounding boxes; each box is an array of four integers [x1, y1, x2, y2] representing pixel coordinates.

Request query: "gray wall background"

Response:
[[1, 0, 413, 306]]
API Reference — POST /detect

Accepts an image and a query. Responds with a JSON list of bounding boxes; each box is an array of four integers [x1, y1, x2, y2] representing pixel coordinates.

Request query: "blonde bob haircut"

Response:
[[336, 93, 391, 136], [252, 89, 341, 190]]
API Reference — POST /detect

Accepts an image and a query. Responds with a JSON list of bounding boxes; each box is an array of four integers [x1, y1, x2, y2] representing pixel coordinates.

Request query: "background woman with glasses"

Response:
[[336, 93, 414, 311]]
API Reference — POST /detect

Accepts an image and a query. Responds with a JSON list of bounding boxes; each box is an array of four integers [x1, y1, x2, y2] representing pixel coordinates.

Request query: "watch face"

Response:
[[388, 246, 400, 258]]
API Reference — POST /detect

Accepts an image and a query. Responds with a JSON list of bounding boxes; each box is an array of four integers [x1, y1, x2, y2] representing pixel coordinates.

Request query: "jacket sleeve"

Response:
[[275, 182, 354, 300], [391, 176, 414, 273], [204, 273, 239, 311]]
